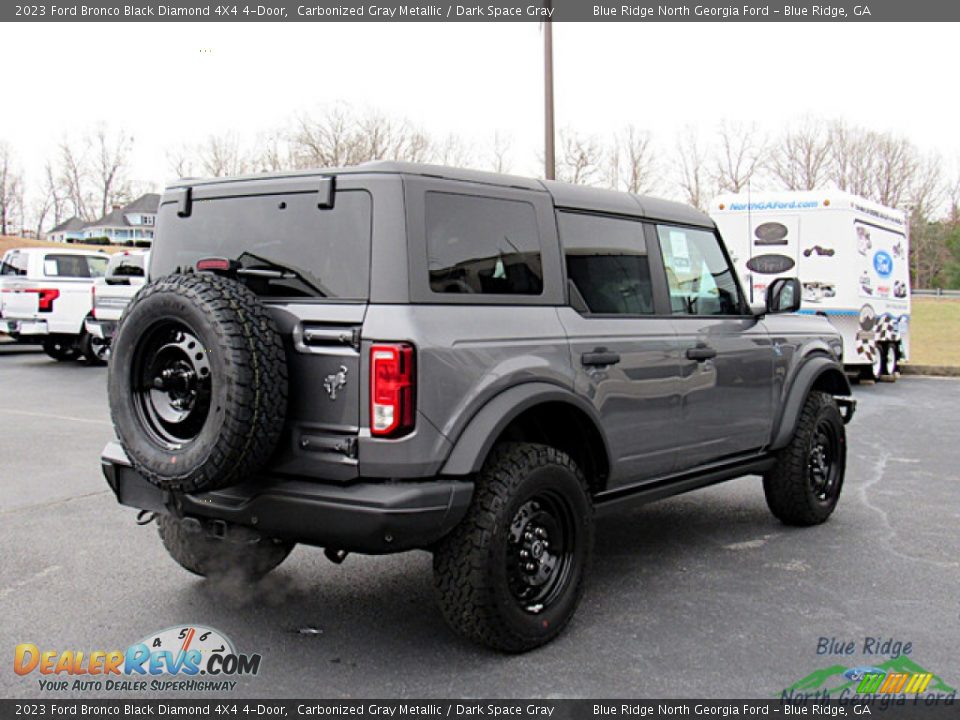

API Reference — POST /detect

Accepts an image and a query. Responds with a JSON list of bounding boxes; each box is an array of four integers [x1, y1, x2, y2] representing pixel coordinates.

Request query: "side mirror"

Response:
[[765, 277, 802, 314]]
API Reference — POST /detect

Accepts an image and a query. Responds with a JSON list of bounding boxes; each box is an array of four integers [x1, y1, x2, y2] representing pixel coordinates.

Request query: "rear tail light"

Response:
[[27, 288, 60, 313], [370, 343, 415, 437], [91, 286, 96, 319]]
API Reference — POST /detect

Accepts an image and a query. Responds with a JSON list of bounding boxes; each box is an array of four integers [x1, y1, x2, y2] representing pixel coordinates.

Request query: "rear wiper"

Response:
[[235, 252, 330, 298]]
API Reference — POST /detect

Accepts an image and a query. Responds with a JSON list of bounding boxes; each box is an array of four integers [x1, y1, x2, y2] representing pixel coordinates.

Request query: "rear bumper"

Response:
[[84, 318, 116, 340], [100, 441, 473, 554], [1, 319, 48, 336]]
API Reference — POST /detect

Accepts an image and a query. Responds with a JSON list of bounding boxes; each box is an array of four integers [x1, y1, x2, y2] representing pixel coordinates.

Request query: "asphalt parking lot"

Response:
[[1, 341, 958, 699]]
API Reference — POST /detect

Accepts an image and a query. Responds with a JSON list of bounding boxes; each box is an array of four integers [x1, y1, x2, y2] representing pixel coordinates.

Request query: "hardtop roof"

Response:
[[166, 161, 714, 228]]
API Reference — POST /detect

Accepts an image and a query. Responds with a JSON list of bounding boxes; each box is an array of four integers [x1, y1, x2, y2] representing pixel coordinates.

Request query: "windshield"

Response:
[[150, 189, 372, 300]]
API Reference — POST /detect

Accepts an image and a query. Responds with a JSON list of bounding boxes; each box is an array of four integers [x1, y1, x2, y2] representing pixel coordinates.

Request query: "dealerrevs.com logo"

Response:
[[14, 625, 260, 693]]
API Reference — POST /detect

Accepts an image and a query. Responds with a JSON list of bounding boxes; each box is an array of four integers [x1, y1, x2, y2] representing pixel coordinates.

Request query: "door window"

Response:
[[657, 225, 742, 316], [558, 212, 654, 315]]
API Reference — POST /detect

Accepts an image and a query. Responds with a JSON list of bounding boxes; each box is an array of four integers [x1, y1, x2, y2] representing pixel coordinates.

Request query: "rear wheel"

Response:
[[42, 336, 79, 362], [80, 331, 109, 365], [860, 348, 882, 382], [157, 515, 293, 581], [433, 442, 593, 652], [763, 391, 846, 526], [880, 343, 898, 381]]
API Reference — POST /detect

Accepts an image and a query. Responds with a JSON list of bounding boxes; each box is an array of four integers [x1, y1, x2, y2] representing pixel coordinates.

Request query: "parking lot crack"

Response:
[[0, 490, 110, 517], [858, 446, 959, 570]]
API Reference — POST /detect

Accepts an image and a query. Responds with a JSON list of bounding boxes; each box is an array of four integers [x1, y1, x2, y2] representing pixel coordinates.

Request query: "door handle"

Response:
[[686, 344, 718, 362], [581, 348, 621, 367]]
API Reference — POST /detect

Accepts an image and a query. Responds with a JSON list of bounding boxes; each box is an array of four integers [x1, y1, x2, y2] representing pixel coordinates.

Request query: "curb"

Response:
[[900, 364, 960, 377]]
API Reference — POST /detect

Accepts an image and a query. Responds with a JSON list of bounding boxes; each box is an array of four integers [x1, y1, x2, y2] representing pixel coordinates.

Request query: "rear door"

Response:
[[654, 223, 775, 470], [557, 211, 682, 485], [151, 175, 376, 481]]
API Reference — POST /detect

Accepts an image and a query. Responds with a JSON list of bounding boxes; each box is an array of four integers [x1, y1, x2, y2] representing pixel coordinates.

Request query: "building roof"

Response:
[[48, 216, 85, 234], [165, 162, 712, 228], [85, 193, 161, 229], [122, 193, 161, 214]]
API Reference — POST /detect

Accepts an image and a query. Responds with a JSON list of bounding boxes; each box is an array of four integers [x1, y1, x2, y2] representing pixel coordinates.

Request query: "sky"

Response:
[[1, 21, 958, 200]]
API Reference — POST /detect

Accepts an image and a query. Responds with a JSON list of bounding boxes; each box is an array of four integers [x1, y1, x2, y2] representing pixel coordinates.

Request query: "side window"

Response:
[[44, 254, 91, 278], [426, 192, 543, 295], [657, 225, 742, 316], [558, 212, 654, 315]]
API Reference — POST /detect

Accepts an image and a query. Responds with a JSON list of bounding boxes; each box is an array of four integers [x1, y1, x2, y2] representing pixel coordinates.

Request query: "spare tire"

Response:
[[108, 273, 288, 493]]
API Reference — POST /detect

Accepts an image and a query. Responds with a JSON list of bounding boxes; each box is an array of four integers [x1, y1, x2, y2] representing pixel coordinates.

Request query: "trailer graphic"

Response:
[[712, 191, 910, 381]]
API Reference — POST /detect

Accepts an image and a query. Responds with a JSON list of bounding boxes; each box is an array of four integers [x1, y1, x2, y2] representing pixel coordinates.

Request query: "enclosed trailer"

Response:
[[711, 190, 910, 381]]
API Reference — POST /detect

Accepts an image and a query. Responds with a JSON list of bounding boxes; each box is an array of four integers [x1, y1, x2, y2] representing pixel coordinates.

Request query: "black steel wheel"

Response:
[[132, 322, 212, 448], [807, 418, 841, 503], [764, 391, 846, 526], [433, 442, 593, 652], [108, 273, 287, 494], [506, 493, 578, 614]]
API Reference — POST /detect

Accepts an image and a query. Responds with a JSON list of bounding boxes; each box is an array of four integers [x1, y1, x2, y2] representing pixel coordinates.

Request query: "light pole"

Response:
[[543, 1, 555, 180]]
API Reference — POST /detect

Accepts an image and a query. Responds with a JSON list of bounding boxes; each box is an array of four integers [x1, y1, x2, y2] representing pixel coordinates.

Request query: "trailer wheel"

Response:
[[880, 344, 898, 382], [860, 350, 882, 383]]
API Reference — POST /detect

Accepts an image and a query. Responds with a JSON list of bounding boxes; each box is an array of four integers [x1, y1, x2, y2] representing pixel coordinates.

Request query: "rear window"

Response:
[[43, 254, 108, 278], [426, 192, 543, 296], [151, 190, 372, 300], [108, 253, 147, 278], [1, 252, 26, 276]]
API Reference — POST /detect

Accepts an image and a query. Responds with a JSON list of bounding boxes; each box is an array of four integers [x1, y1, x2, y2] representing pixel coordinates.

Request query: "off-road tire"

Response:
[[108, 273, 288, 494], [433, 442, 594, 653], [157, 515, 293, 580], [42, 336, 79, 361], [763, 391, 846, 526]]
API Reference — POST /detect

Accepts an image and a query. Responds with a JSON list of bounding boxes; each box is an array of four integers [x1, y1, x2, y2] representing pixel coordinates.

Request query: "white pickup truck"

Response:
[[84, 251, 149, 363], [0, 247, 109, 361]]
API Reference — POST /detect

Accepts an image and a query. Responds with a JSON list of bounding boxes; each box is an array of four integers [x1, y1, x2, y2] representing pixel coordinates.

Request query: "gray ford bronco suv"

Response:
[[102, 162, 855, 652]]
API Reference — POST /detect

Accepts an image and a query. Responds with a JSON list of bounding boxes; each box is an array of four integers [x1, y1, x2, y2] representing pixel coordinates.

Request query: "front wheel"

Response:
[[763, 391, 846, 526], [433, 442, 594, 652]]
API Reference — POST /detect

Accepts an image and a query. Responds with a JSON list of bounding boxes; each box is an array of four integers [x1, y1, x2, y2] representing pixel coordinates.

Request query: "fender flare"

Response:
[[770, 355, 852, 451], [440, 381, 611, 477]]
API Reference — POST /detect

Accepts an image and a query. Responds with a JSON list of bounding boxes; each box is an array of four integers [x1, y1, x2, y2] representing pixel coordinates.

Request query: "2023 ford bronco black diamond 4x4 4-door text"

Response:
[[101, 162, 856, 652]]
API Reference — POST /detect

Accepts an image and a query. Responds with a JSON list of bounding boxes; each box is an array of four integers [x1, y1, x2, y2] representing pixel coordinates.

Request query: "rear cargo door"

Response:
[[151, 176, 374, 481]]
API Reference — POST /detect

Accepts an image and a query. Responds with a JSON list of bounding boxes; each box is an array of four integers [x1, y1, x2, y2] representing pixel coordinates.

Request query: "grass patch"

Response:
[[910, 297, 960, 366], [0, 235, 127, 255]]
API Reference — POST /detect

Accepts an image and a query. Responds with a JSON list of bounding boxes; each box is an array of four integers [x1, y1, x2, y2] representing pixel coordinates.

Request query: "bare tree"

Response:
[[489, 131, 512, 174], [0, 143, 24, 235], [254, 129, 293, 173], [165, 145, 195, 180], [92, 126, 134, 217], [766, 117, 831, 190], [675, 127, 712, 210], [57, 138, 93, 221], [556, 130, 604, 185], [198, 133, 250, 177], [435, 134, 474, 168], [43, 163, 67, 227], [292, 105, 433, 169], [609, 125, 658, 194], [713, 120, 765, 193]]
